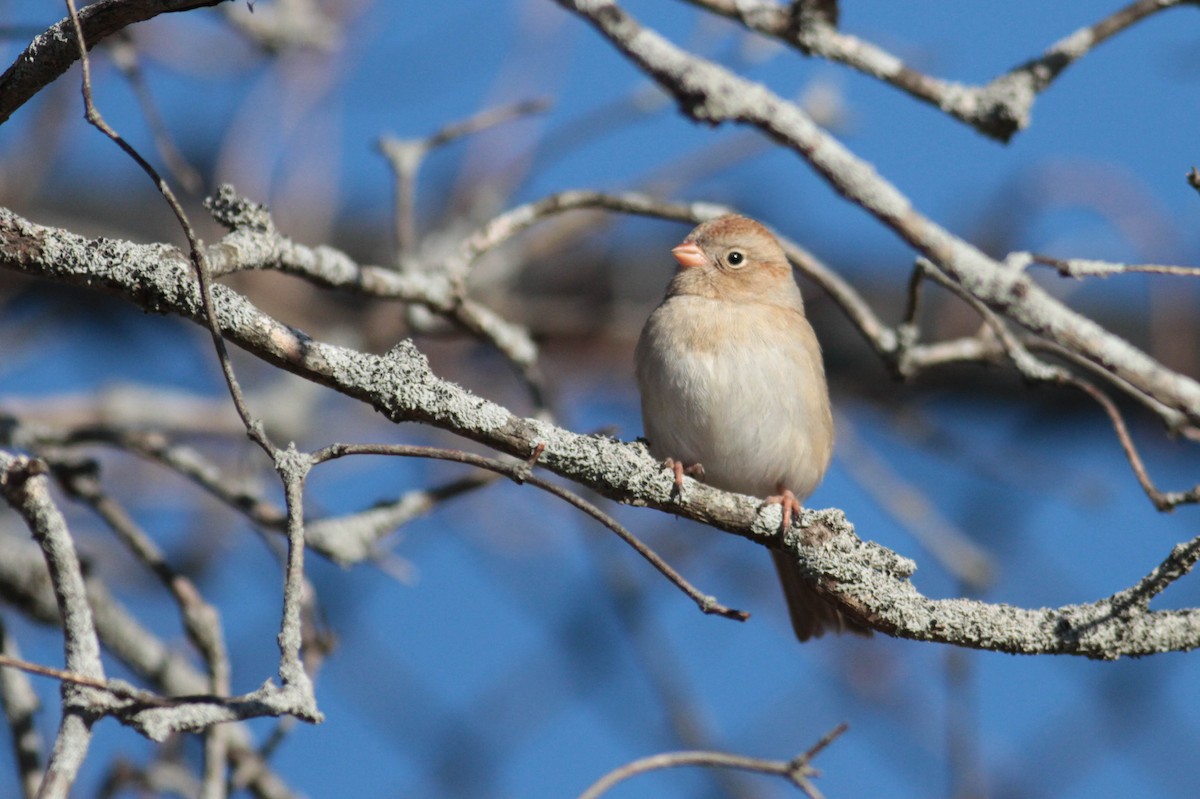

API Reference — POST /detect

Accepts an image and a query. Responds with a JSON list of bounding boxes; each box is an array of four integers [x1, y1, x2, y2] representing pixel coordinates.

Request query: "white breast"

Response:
[[635, 295, 833, 500]]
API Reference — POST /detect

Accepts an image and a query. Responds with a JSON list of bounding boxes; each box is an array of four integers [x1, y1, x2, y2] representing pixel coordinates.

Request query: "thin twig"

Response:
[[69, 427, 288, 527], [1028, 339, 1198, 440], [0, 654, 120, 697], [445, 189, 730, 284], [913, 258, 1200, 510], [1119, 535, 1200, 608], [311, 442, 750, 621], [51, 461, 232, 694], [378, 99, 549, 260], [1030, 253, 1200, 279], [63, 0, 270, 457], [273, 447, 319, 700], [577, 723, 848, 799], [896, 262, 924, 352], [1061, 377, 1200, 511], [108, 35, 202, 194], [377, 101, 552, 386]]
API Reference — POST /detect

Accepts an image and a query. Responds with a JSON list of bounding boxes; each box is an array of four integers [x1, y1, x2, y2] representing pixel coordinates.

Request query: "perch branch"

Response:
[[2, 211, 1198, 656]]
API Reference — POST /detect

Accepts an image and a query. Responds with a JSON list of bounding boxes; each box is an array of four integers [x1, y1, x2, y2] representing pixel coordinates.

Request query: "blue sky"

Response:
[[2, 1, 1200, 797]]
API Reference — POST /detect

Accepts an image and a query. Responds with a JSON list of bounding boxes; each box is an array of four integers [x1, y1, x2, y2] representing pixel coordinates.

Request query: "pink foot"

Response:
[[764, 486, 802, 530], [663, 458, 705, 496]]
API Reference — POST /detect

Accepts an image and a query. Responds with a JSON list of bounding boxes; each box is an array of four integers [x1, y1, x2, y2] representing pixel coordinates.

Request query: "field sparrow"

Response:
[[636, 214, 869, 641]]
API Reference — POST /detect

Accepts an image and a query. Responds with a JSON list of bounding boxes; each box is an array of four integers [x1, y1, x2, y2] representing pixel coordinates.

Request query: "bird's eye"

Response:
[[727, 251, 745, 267]]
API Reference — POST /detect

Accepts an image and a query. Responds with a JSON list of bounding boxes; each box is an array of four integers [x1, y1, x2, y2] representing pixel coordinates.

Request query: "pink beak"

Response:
[[671, 242, 706, 269]]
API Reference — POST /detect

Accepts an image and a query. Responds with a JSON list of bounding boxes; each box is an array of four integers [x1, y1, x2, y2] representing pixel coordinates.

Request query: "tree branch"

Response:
[[680, 0, 1188, 141], [312, 442, 749, 621], [0, 548, 301, 798], [3, 207, 1198, 657], [578, 723, 848, 799], [0, 451, 103, 799], [0, 617, 45, 799], [0, 0, 231, 127], [551, 0, 1200, 425]]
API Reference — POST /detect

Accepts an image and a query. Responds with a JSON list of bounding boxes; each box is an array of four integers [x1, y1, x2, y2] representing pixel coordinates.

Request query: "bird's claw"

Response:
[[764, 487, 802, 531], [663, 458, 704, 500]]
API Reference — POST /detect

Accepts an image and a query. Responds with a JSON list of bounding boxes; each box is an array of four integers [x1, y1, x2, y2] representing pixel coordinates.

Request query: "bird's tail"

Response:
[[770, 550, 873, 642]]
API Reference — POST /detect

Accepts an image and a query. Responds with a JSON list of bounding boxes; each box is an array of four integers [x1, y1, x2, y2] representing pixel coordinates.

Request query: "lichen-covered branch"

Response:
[[0, 548, 301, 799], [0, 450, 105, 799], [2, 207, 1197, 658], [0, 0, 231, 127], [552, 0, 1200, 426], [681, 0, 1188, 142]]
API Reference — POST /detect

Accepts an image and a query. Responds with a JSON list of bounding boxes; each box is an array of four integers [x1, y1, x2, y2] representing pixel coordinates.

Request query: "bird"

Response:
[[635, 214, 870, 641]]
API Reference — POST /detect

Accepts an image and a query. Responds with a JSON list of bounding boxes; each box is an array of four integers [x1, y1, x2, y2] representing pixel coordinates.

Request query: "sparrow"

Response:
[[635, 214, 869, 641]]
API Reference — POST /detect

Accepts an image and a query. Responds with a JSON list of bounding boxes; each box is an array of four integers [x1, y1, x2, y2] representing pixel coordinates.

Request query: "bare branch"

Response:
[[303, 473, 496, 566], [0, 450, 103, 798], [1, 410, 496, 567], [61, 0, 268, 456], [552, 0, 1200, 424], [1031, 253, 1200, 279], [1119, 536, 1200, 608], [445, 189, 730, 283], [911, 258, 1200, 510], [0, 618, 44, 799], [205, 185, 544, 392], [0, 0, 231, 127], [377, 99, 550, 259], [272, 447, 321, 706], [578, 723, 848, 799], [51, 462, 231, 694], [680, 0, 1187, 141], [0, 548, 301, 798], [0, 653, 142, 698], [1064, 377, 1200, 511], [2, 213, 1198, 655], [312, 442, 750, 621]]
